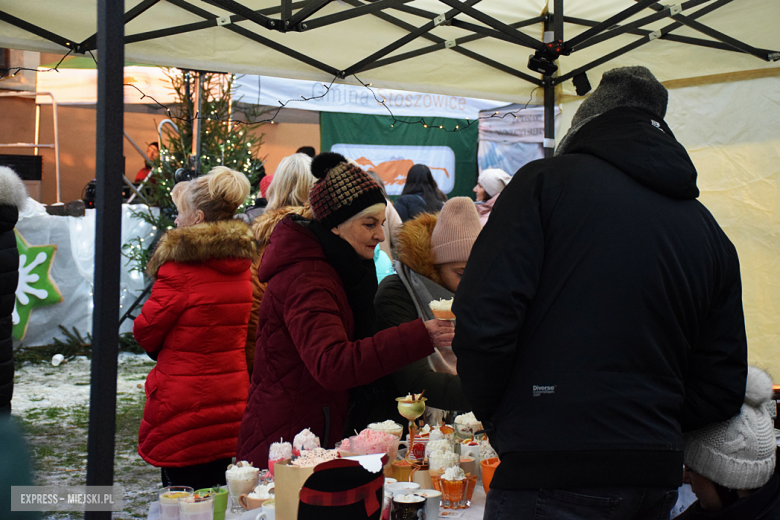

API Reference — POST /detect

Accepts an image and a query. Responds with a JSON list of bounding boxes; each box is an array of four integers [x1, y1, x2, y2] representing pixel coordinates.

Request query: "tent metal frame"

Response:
[[0, 1, 777, 513], [2, 0, 776, 82]]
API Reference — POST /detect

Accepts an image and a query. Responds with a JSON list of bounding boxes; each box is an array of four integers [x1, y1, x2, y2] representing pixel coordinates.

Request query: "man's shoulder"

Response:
[[507, 154, 605, 191]]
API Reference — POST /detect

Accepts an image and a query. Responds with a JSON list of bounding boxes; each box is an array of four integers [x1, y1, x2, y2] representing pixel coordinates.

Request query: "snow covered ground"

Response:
[[13, 352, 150, 413], [12, 352, 159, 519]]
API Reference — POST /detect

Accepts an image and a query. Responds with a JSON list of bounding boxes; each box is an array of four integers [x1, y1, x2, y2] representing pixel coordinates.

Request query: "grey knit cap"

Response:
[[684, 366, 777, 490], [556, 66, 668, 155]]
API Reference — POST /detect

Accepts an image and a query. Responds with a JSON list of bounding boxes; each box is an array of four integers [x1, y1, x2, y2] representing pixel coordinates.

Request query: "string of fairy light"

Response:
[[1, 50, 544, 133], [3, 47, 548, 284]]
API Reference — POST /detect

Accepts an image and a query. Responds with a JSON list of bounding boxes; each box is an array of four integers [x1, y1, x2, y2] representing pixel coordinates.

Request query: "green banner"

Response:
[[320, 112, 478, 199]]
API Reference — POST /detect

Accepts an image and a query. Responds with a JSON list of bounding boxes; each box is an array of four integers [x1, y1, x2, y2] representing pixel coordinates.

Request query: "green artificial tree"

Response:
[[123, 70, 266, 273]]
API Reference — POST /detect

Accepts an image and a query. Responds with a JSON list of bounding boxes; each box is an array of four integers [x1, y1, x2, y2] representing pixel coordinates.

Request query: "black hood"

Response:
[[562, 106, 699, 200]]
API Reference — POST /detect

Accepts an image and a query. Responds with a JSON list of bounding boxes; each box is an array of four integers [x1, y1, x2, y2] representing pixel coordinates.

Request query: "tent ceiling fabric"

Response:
[[0, 0, 777, 103]]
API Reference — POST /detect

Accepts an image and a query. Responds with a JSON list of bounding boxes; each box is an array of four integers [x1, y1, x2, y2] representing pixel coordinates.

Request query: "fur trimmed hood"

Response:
[[147, 219, 258, 277], [0, 166, 28, 210], [395, 212, 442, 286], [251, 204, 314, 249]]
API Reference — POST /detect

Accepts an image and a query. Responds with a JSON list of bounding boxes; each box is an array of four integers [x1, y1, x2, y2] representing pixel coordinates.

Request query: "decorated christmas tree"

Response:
[[123, 70, 266, 273]]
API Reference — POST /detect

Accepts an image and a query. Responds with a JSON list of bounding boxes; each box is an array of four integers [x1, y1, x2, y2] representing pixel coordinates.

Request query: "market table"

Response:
[[147, 484, 487, 520]]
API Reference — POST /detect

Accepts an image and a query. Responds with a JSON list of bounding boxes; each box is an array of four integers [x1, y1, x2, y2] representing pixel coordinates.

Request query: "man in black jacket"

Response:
[[452, 66, 747, 519]]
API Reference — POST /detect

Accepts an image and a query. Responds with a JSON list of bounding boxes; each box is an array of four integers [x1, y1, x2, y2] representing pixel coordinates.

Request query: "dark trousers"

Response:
[[160, 457, 232, 491], [484, 487, 678, 520]]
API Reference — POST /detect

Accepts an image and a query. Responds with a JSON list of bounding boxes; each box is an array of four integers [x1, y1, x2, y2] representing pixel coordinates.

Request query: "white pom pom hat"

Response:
[[684, 366, 777, 490]]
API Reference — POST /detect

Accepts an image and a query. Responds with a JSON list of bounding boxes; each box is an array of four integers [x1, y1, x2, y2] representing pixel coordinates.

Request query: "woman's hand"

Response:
[[424, 319, 455, 350]]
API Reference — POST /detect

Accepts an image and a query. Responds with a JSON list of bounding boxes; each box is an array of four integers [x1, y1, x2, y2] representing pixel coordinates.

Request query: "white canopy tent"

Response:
[[1, 1, 778, 510], [1, 0, 778, 102]]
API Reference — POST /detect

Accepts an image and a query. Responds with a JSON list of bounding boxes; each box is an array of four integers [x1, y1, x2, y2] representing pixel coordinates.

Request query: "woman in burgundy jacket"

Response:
[[134, 167, 258, 489], [236, 153, 453, 468]]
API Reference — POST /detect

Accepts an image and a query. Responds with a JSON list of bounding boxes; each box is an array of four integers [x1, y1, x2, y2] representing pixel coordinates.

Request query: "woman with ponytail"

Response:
[[134, 166, 258, 489]]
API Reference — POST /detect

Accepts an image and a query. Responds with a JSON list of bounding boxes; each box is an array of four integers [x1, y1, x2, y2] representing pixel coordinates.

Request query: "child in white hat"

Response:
[[678, 366, 779, 518]]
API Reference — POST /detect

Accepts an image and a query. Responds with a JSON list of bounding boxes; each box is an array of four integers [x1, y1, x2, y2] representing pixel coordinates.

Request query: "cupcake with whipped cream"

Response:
[[292, 428, 320, 457], [268, 441, 292, 477]]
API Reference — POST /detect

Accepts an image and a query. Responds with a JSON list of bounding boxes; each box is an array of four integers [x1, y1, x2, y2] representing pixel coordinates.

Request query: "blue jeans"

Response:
[[484, 487, 678, 520]]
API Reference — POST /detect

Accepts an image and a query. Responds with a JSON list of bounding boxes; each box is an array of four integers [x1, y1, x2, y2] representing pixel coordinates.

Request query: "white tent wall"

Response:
[[558, 75, 780, 368]]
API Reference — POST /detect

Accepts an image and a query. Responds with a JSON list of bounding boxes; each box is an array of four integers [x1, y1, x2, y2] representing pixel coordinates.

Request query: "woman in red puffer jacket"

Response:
[[134, 166, 258, 490]]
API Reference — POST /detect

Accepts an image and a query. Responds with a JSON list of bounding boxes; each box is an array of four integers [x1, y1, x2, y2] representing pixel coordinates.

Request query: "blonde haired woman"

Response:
[[243, 153, 316, 375], [134, 166, 258, 489], [265, 153, 314, 211]]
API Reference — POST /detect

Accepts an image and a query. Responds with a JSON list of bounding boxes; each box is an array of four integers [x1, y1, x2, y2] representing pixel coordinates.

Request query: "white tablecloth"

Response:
[[147, 486, 487, 520]]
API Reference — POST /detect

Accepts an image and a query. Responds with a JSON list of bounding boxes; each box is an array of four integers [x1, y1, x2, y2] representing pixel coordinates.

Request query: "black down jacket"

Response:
[[452, 107, 748, 490], [0, 166, 26, 414]]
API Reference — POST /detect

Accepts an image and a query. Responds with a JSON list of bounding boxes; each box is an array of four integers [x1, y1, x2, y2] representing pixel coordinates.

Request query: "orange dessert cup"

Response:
[[480, 457, 500, 495], [432, 309, 455, 320], [440, 479, 466, 509]]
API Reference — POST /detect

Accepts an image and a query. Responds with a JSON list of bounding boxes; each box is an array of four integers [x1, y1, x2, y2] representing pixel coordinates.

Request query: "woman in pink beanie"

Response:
[[361, 197, 483, 426]]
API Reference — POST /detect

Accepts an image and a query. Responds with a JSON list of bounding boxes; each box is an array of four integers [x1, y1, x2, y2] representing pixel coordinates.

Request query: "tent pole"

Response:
[[544, 82, 555, 158], [543, 0, 563, 158], [85, 0, 123, 518], [192, 71, 203, 173]]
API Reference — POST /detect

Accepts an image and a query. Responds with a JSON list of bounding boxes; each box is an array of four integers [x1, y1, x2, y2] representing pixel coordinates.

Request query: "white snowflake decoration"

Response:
[[12, 252, 50, 325]]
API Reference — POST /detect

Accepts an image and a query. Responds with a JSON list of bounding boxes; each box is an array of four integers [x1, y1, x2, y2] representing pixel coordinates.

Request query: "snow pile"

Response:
[[12, 352, 151, 413]]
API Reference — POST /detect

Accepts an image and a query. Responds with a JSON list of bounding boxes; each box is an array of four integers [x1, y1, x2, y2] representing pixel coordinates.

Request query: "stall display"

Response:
[[148, 392, 496, 520]]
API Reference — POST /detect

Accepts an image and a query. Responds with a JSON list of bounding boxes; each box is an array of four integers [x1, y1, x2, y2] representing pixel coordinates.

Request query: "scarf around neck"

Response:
[[302, 218, 379, 341], [394, 260, 458, 376]]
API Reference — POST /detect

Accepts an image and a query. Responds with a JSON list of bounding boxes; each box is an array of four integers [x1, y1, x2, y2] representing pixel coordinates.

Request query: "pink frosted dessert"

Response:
[[268, 441, 292, 477], [342, 428, 400, 461]]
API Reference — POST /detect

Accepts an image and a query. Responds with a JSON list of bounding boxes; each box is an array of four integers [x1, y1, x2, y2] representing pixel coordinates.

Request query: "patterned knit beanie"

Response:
[[309, 152, 386, 230], [556, 66, 668, 155], [684, 366, 777, 490], [431, 197, 482, 265]]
